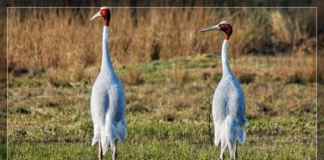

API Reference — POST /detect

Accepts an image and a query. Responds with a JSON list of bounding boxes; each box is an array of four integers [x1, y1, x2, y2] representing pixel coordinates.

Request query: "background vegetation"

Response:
[[7, 7, 316, 159], [8, 8, 316, 70]]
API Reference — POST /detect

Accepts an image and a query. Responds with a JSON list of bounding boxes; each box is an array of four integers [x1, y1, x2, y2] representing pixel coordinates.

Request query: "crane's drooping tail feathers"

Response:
[[91, 121, 127, 155], [214, 116, 246, 147]]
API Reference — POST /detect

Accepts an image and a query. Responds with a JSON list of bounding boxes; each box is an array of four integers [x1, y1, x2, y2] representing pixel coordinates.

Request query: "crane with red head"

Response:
[[200, 21, 248, 160], [90, 7, 127, 160]]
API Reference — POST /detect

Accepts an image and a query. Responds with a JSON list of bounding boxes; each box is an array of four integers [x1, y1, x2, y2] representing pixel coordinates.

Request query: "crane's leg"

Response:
[[98, 141, 103, 160], [228, 142, 236, 160], [235, 144, 238, 160], [218, 143, 226, 160], [233, 143, 237, 160], [112, 142, 117, 160]]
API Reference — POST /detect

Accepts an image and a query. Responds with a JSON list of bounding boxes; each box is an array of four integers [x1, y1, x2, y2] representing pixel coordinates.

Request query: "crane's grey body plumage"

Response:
[[212, 40, 247, 160], [91, 26, 127, 158]]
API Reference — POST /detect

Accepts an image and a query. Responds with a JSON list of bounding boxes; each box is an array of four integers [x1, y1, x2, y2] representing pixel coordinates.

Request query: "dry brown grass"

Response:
[[8, 8, 315, 75], [121, 65, 145, 85]]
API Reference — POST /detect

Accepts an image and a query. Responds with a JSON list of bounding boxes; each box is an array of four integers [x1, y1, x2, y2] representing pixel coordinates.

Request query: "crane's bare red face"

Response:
[[219, 23, 233, 39], [100, 8, 111, 26]]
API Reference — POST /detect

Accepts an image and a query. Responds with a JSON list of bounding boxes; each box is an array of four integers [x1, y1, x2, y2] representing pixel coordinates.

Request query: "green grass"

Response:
[[9, 140, 315, 160], [8, 55, 316, 159]]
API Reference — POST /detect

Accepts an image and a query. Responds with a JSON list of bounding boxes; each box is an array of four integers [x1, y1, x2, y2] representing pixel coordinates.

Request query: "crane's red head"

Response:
[[199, 20, 233, 40], [90, 7, 111, 26], [218, 21, 232, 40]]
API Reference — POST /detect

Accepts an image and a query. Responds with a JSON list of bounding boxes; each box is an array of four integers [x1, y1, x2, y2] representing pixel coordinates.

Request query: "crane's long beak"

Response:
[[199, 24, 220, 32], [90, 11, 101, 21]]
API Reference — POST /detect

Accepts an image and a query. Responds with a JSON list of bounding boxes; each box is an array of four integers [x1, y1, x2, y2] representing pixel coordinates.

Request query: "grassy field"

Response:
[[7, 7, 317, 160], [8, 54, 316, 159]]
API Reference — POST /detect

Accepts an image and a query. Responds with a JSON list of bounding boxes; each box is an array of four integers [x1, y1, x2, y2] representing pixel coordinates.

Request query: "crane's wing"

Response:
[[90, 80, 110, 125], [90, 83, 110, 146], [107, 85, 126, 122], [104, 84, 127, 144], [228, 86, 247, 127]]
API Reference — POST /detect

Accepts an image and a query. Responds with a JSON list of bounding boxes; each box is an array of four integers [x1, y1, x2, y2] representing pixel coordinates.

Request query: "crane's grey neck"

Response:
[[221, 40, 232, 76], [101, 26, 116, 78]]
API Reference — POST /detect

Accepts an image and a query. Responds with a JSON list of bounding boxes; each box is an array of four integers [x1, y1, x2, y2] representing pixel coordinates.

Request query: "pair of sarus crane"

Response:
[[89, 7, 247, 160]]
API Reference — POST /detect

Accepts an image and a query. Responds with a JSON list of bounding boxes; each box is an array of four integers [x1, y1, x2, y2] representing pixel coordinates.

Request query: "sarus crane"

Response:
[[200, 21, 248, 160], [90, 7, 127, 160]]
